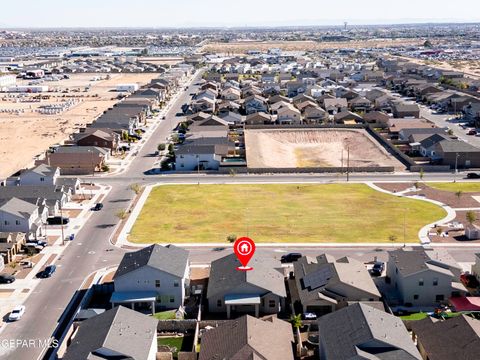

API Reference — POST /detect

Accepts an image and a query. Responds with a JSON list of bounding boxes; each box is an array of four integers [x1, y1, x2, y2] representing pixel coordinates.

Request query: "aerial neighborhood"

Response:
[[1, 12, 480, 360]]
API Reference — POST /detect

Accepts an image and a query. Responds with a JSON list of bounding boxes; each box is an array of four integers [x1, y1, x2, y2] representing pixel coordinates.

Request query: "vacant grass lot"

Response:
[[427, 182, 480, 193], [129, 184, 447, 244]]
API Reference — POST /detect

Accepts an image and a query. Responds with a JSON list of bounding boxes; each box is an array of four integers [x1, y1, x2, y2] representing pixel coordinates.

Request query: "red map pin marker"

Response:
[[233, 237, 256, 271]]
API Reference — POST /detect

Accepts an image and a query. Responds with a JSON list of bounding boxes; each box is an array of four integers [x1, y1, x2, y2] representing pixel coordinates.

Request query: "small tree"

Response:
[[389, 234, 398, 243], [227, 234, 237, 243], [115, 209, 127, 221], [466, 211, 477, 226], [413, 181, 420, 190], [419, 168, 425, 181], [157, 143, 166, 152], [101, 164, 110, 172], [436, 227, 443, 236], [455, 190, 463, 201], [130, 183, 141, 195], [290, 314, 303, 329]]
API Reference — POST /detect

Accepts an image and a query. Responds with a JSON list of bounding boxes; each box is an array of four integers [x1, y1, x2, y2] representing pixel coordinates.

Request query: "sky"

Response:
[[2, 0, 480, 28]]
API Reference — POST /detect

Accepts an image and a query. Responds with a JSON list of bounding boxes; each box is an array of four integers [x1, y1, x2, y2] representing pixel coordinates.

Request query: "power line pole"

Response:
[[346, 146, 350, 182]]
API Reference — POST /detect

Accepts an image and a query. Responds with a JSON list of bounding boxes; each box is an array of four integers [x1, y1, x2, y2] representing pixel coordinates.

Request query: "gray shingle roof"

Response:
[[437, 139, 480, 153], [0, 197, 38, 218], [411, 315, 480, 360], [63, 306, 157, 360], [207, 253, 286, 299], [199, 315, 294, 360], [114, 244, 189, 279], [318, 303, 421, 360]]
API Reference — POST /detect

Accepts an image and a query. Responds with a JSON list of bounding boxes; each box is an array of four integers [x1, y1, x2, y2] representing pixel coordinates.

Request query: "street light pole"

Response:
[[346, 146, 350, 182], [454, 152, 459, 183]]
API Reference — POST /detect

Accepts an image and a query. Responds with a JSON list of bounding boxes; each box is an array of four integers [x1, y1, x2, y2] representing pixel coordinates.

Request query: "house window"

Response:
[[396, 268, 398, 274], [268, 300, 276, 308], [15, 220, 20, 225], [414, 295, 419, 300], [217, 300, 222, 307], [155, 280, 161, 288], [174, 280, 179, 287], [4, 220, 9, 225], [419, 279, 424, 286], [436, 294, 444, 302], [40, 177, 45, 182], [170, 296, 175, 303], [433, 278, 438, 286]]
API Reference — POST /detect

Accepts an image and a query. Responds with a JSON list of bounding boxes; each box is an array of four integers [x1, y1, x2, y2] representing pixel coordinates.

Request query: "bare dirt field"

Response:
[[0, 73, 158, 178], [244, 129, 404, 170], [201, 39, 423, 54]]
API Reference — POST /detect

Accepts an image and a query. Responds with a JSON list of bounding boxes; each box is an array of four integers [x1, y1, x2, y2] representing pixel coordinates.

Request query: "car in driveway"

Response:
[[37, 265, 57, 278], [467, 173, 480, 179], [302, 312, 317, 320], [371, 261, 385, 276], [92, 203, 103, 211], [47, 216, 69, 225], [0, 274, 15, 284], [8, 305, 25, 321], [280, 253, 303, 263]]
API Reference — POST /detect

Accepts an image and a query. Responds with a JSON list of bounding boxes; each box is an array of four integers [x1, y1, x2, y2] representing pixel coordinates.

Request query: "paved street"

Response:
[[0, 70, 479, 360]]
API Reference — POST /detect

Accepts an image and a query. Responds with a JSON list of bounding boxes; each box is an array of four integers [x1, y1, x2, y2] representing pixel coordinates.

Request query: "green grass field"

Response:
[[427, 182, 480, 193], [129, 184, 447, 244]]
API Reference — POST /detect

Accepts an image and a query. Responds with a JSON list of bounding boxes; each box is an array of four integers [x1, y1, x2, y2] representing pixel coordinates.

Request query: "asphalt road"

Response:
[[1, 71, 479, 359], [0, 71, 205, 360]]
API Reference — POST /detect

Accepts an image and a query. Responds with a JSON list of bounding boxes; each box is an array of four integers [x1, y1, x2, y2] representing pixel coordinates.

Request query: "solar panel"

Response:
[[303, 266, 333, 290]]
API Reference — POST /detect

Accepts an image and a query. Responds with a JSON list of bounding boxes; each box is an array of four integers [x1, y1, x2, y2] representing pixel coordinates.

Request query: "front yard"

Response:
[[129, 184, 446, 243], [426, 182, 480, 193]]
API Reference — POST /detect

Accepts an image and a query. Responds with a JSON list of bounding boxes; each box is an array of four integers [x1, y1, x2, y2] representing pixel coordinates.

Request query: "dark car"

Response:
[[92, 203, 104, 211], [467, 129, 477, 136], [47, 216, 69, 225], [467, 173, 480, 179], [0, 274, 15, 284], [38, 265, 56, 278], [119, 145, 130, 152], [371, 261, 385, 276], [280, 253, 303, 263]]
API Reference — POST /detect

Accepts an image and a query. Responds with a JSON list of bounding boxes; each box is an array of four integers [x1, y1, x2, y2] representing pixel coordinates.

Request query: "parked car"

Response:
[[37, 265, 56, 278], [92, 203, 104, 211], [371, 261, 385, 276], [47, 216, 69, 225], [467, 129, 477, 136], [119, 145, 130, 152], [25, 241, 45, 251], [302, 312, 317, 320], [19, 261, 35, 268], [0, 274, 15, 284], [8, 305, 25, 321], [280, 253, 303, 263], [467, 172, 480, 179]]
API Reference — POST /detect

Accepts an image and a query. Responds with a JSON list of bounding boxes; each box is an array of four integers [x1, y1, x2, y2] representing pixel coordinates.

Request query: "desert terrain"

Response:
[[0, 73, 158, 178], [244, 128, 404, 170]]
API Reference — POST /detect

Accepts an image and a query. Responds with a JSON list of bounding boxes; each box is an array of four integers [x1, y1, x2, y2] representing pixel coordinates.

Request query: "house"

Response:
[[419, 134, 452, 159], [0, 185, 71, 216], [62, 306, 158, 360], [392, 103, 420, 118], [411, 315, 480, 360], [219, 111, 243, 124], [175, 143, 229, 171], [244, 112, 273, 125], [365, 88, 387, 102], [0, 198, 45, 239], [334, 110, 363, 124], [318, 303, 422, 360], [324, 98, 348, 114], [207, 254, 286, 319], [18, 164, 60, 186], [292, 254, 381, 316], [0, 232, 26, 264], [277, 105, 302, 124], [388, 119, 434, 135], [199, 315, 295, 360], [73, 128, 119, 153], [243, 95, 268, 114], [374, 94, 394, 111], [303, 105, 327, 124], [217, 100, 241, 115], [286, 80, 306, 97], [111, 244, 190, 311], [433, 140, 480, 168], [36, 150, 105, 176], [270, 100, 291, 114], [221, 87, 241, 101], [348, 96, 372, 112], [398, 128, 448, 142], [363, 111, 391, 126], [387, 248, 467, 307]]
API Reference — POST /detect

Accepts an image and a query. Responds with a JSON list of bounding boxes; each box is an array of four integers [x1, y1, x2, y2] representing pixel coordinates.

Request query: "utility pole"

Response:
[[60, 205, 65, 246], [346, 146, 350, 182], [454, 152, 459, 183]]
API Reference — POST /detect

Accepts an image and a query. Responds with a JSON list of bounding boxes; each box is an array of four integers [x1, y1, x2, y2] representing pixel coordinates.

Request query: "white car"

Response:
[[8, 305, 25, 321]]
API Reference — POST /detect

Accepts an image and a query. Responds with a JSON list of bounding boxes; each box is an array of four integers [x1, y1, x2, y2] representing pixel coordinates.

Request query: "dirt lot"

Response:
[[245, 129, 404, 170], [201, 39, 423, 54], [0, 73, 158, 178]]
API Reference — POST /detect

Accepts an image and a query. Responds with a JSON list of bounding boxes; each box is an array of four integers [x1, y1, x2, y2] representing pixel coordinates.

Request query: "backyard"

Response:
[[129, 184, 446, 244]]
